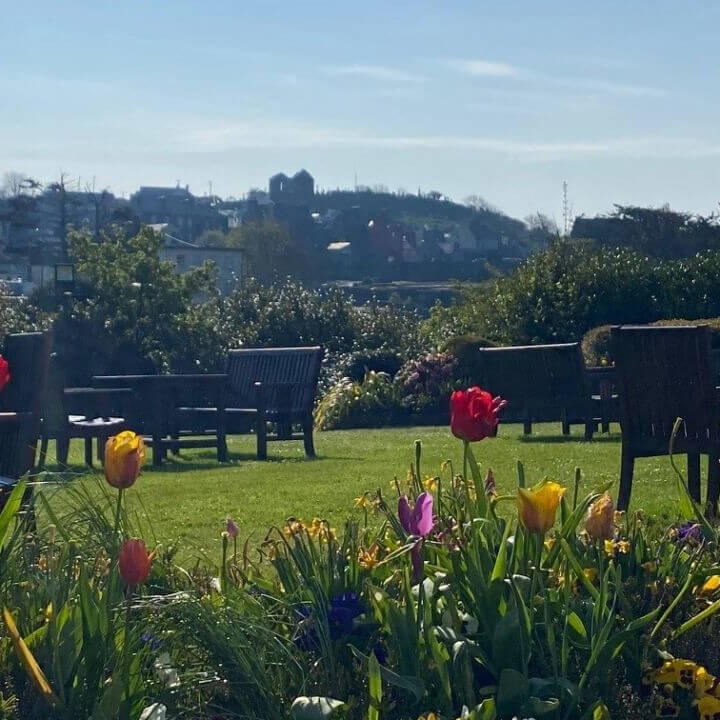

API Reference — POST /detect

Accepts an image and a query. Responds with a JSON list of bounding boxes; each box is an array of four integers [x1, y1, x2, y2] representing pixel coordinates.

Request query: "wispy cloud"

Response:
[[323, 64, 423, 83], [180, 121, 720, 159], [446, 59, 520, 77], [445, 58, 664, 99]]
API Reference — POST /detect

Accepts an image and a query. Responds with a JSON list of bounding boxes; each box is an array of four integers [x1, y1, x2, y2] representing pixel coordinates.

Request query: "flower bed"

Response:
[[2, 393, 720, 719]]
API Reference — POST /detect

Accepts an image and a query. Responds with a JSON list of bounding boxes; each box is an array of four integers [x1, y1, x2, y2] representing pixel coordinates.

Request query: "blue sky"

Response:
[[2, 0, 719, 221]]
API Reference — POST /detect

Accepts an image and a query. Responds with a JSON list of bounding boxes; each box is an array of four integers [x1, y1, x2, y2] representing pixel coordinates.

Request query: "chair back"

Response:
[[611, 325, 717, 447], [225, 347, 323, 414], [0, 332, 52, 478], [475, 342, 591, 423]]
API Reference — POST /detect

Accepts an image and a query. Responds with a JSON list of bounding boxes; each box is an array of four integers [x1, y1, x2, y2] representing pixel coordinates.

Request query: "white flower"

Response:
[[139, 703, 167, 720], [154, 652, 180, 689]]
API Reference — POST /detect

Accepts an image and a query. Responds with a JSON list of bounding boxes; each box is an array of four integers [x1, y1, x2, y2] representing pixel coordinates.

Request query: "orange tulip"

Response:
[[584, 493, 615, 541], [517, 481, 565, 534], [105, 431, 145, 489], [118, 538, 152, 586]]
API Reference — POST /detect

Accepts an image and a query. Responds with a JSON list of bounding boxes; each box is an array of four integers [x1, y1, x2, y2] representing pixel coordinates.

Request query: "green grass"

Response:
[[41, 423, 696, 560]]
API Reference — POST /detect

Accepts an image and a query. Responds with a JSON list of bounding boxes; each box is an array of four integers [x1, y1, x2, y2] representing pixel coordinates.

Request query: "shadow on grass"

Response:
[[516, 433, 621, 445]]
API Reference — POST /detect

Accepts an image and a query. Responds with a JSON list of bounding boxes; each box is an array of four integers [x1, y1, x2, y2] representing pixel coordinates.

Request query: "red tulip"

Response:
[[118, 538, 152, 586], [0, 355, 10, 393], [450, 387, 507, 442]]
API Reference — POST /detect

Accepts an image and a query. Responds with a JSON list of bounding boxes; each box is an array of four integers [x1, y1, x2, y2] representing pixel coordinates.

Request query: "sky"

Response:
[[1, 0, 719, 223]]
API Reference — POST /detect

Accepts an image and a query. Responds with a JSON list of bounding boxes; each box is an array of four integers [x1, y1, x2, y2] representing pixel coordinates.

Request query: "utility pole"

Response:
[[562, 181, 569, 237]]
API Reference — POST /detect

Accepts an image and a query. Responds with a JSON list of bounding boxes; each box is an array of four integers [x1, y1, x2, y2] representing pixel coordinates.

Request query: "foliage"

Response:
[[572, 204, 720, 258], [440, 335, 498, 383], [424, 240, 720, 347], [396, 353, 456, 412], [49, 228, 221, 383], [8, 430, 720, 719], [313, 372, 400, 430], [581, 318, 720, 366], [339, 351, 404, 383]]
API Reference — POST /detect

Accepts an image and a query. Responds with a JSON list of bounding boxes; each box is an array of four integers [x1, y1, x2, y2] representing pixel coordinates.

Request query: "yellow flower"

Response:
[[695, 666, 717, 698], [354, 494, 372, 509], [358, 544, 381, 570], [696, 575, 720, 597], [604, 539, 631, 556], [104, 430, 145, 489], [417, 714, 440, 720], [544, 538, 556, 552], [583, 568, 598, 583], [283, 519, 305, 538], [517, 481, 566, 534], [617, 540, 631, 554], [649, 659, 698, 688], [642, 561, 658, 573], [423, 476, 439, 493], [698, 694, 720, 719], [584, 493, 615, 541]]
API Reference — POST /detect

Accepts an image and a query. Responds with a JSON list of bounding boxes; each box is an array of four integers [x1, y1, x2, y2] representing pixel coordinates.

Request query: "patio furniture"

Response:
[[38, 353, 133, 468], [0, 332, 52, 500], [612, 324, 720, 512], [93, 374, 228, 466], [586, 365, 619, 434], [225, 346, 323, 459], [474, 342, 595, 439]]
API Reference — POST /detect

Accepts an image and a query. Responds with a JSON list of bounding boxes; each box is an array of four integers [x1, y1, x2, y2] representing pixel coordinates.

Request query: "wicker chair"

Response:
[[612, 325, 720, 512]]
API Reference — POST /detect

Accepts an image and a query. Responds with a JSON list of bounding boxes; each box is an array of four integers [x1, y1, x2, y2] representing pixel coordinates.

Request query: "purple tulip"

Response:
[[398, 492, 434, 581]]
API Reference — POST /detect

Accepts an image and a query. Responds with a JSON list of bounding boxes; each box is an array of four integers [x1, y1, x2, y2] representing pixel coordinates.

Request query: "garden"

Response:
[[5, 234, 720, 718]]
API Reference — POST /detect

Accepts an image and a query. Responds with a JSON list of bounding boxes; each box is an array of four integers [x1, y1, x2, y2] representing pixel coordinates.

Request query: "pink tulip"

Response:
[[225, 517, 239, 539], [398, 492, 434, 582]]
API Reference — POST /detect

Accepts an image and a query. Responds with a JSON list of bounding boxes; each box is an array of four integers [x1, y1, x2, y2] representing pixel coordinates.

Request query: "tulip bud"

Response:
[[105, 431, 145, 490], [225, 517, 239, 539], [584, 493, 615, 541], [118, 538, 152, 586]]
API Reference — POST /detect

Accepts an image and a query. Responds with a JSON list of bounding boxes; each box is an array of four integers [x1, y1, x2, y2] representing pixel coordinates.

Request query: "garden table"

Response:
[[92, 374, 228, 466]]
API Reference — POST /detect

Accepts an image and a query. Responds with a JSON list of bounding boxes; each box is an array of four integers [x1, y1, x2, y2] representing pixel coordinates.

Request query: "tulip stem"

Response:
[[122, 590, 133, 720], [462, 441, 468, 486], [113, 488, 124, 546]]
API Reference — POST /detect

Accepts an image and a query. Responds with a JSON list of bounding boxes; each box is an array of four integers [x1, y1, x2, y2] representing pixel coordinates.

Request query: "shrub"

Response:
[[313, 371, 401, 430], [582, 317, 720, 366], [396, 352, 456, 412], [441, 334, 498, 382], [339, 350, 404, 383]]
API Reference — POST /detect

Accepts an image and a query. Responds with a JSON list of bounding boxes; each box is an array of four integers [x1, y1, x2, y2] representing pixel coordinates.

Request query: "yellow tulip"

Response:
[[697, 575, 720, 597], [517, 481, 566, 534], [104, 431, 145, 489], [584, 493, 615, 541]]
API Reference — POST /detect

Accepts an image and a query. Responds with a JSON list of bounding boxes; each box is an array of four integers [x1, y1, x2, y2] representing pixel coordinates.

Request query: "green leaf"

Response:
[[368, 652, 382, 720], [0, 479, 25, 549], [349, 646, 425, 702], [290, 697, 347, 720], [496, 669, 528, 716]]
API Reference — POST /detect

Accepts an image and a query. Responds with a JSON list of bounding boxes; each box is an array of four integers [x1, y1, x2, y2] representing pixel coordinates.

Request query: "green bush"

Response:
[[424, 240, 720, 348], [313, 371, 402, 430], [339, 350, 404, 382], [441, 334, 498, 382], [582, 317, 720, 366]]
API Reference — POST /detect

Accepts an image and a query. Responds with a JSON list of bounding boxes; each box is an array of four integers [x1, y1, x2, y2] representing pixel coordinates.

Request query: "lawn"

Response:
[[42, 422, 695, 560]]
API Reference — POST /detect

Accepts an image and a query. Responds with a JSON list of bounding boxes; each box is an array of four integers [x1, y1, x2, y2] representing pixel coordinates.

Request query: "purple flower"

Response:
[[398, 492, 434, 582], [676, 522, 702, 544], [327, 593, 365, 638]]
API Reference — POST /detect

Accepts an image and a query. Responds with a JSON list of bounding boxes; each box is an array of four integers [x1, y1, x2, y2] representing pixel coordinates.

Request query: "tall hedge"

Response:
[[423, 240, 720, 346]]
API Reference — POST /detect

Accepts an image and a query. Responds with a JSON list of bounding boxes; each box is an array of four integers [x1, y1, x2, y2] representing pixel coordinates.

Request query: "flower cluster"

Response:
[[643, 658, 720, 719], [397, 352, 457, 411], [282, 517, 336, 542]]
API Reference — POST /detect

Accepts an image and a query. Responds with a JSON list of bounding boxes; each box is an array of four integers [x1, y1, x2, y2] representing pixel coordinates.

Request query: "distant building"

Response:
[[130, 185, 227, 243], [269, 169, 314, 206], [159, 235, 243, 295]]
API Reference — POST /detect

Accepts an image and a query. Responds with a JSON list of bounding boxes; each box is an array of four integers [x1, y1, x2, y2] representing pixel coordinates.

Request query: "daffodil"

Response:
[[358, 544, 381, 569], [517, 480, 565, 534], [696, 575, 720, 597]]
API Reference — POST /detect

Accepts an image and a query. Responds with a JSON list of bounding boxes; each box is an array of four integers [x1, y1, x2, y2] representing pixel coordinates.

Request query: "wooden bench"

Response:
[[474, 342, 595, 439], [225, 346, 323, 459], [93, 374, 228, 466], [0, 332, 52, 506], [612, 324, 720, 512]]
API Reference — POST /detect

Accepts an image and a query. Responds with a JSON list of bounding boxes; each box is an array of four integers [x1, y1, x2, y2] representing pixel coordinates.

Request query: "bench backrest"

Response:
[[612, 325, 717, 444], [475, 342, 591, 421], [226, 347, 323, 414], [0, 332, 52, 478]]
